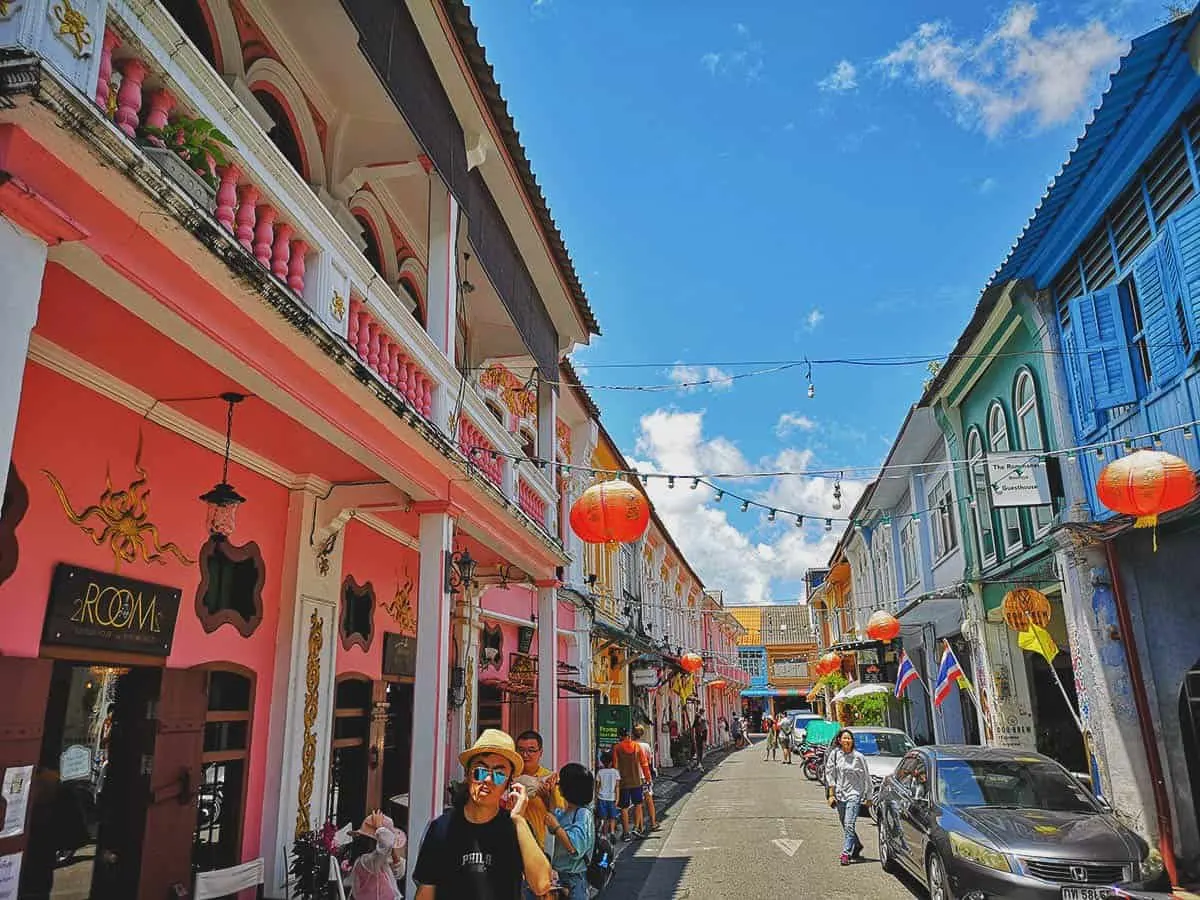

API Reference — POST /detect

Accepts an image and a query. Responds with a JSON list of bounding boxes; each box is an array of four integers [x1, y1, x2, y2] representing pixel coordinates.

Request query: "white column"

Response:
[[407, 508, 455, 898], [426, 177, 461, 360], [449, 589, 481, 759], [537, 582, 559, 767], [262, 488, 342, 894], [0, 224, 47, 500]]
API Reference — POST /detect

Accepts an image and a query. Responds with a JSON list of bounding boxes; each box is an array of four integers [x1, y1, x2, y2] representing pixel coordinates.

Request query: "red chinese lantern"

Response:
[[569, 479, 651, 544], [865, 610, 901, 642], [680, 652, 704, 674], [1097, 450, 1197, 531]]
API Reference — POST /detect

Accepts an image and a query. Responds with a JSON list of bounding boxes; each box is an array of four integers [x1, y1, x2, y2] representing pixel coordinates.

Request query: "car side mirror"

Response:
[[1095, 795, 1113, 813]]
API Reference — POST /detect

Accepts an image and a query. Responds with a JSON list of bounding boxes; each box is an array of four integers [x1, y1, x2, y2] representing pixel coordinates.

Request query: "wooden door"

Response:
[[137, 667, 208, 900], [0, 657, 52, 883]]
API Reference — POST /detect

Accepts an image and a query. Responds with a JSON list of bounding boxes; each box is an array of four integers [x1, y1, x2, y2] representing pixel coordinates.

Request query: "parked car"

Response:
[[786, 713, 824, 751], [875, 746, 1165, 900], [821, 726, 915, 814]]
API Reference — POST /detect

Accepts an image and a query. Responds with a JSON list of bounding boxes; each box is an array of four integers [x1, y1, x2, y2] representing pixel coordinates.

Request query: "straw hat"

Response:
[[356, 810, 395, 837], [458, 728, 523, 776]]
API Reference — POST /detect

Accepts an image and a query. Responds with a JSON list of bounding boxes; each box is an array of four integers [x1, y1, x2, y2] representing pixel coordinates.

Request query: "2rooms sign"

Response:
[[985, 452, 1052, 508], [42, 563, 181, 656]]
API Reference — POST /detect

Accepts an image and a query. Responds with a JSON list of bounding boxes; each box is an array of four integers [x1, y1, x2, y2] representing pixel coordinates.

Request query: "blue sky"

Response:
[[469, 0, 1169, 604]]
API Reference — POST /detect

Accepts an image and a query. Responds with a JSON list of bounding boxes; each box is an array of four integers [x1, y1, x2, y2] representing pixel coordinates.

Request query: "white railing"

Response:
[[92, 0, 560, 540]]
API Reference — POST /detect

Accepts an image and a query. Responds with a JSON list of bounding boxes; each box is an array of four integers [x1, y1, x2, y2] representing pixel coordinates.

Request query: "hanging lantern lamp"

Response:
[[1001, 587, 1052, 632], [1097, 449, 1197, 548], [865, 610, 901, 642], [679, 652, 704, 674], [817, 651, 841, 676], [569, 479, 651, 544], [200, 393, 247, 539]]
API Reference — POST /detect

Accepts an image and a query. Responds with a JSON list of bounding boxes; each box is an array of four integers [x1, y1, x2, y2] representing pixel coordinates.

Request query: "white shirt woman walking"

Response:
[[824, 729, 870, 865]]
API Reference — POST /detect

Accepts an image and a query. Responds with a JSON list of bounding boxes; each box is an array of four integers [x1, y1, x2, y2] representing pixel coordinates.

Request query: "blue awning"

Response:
[[740, 687, 811, 697]]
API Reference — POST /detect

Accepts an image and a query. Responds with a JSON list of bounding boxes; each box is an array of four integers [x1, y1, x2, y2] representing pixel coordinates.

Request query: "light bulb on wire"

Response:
[[740, 500, 750, 513], [690, 478, 699, 490], [667, 476, 675, 489], [832, 479, 842, 511], [768, 509, 776, 522]]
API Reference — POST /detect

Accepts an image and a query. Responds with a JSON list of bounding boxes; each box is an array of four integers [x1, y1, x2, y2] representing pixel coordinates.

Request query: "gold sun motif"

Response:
[[43, 436, 194, 572]]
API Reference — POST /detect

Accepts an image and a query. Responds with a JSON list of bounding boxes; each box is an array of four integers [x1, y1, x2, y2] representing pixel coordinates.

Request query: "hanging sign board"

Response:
[[595, 704, 632, 757], [382, 632, 417, 678], [630, 668, 659, 688], [42, 564, 181, 656], [986, 452, 1051, 508], [509, 653, 537, 692]]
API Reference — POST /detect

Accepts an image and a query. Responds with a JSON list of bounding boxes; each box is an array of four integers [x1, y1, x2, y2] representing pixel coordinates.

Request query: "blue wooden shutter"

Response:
[[1167, 196, 1200, 342], [1131, 238, 1182, 384], [1069, 286, 1137, 410], [1058, 315, 1096, 439], [1160, 210, 1197, 354]]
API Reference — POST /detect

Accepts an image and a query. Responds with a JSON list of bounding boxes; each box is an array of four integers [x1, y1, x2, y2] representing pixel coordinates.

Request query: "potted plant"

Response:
[[141, 114, 233, 208]]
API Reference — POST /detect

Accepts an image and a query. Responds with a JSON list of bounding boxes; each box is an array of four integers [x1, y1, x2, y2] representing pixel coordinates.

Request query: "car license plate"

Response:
[[1062, 889, 1108, 900]]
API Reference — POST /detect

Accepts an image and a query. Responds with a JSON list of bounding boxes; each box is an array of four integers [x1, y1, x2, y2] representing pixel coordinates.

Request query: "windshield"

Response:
[[848, 731, 913, 757], [936, 759, 1098, 813]]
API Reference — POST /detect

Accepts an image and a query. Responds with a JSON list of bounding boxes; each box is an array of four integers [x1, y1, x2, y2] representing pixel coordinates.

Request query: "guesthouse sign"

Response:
[[42, 563, 181, 656], [986, 452, 1051, 508]]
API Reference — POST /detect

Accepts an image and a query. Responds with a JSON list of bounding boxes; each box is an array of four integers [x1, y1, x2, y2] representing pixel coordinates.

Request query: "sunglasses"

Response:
[[470, 765, 510, 786]]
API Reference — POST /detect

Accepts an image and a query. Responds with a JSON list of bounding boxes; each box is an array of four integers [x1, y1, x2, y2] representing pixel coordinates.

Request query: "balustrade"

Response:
[[517, 477, 548, 525], [457, 418, 503, 488]]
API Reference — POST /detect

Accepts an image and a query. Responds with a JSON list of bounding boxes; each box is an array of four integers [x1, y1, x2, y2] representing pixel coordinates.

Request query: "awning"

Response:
[[592, 618, 659, 656], [829, 639, 885, 653], [740, 686, 813, 698], [831, 681, 893, 703]]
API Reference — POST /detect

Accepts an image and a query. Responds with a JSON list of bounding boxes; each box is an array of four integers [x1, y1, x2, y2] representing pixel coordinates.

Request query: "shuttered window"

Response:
[[1069, 286, 1137, 409], [1110, 182, 1152, 271], [1080, 223, 1117, 294], [1146, 128, 1194, 227]]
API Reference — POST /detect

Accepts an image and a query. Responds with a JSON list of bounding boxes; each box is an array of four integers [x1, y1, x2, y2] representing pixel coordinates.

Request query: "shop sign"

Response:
[[630, 667, 658, 688], [771, 659, 809, 679], [986, 452, 1051, 507], [509, 653, 536, 691], [517, 625, 535, 655], [859, 662, 884, 684], [42, 564, 180, 656], [595, 703, 632, 756], [382, 632, 417, 678]]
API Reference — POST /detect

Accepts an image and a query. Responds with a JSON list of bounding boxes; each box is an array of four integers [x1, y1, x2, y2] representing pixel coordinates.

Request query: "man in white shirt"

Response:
[[633, 725, 658, 831]]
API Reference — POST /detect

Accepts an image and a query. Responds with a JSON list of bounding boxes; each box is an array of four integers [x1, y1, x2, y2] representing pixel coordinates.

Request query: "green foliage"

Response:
[[143, 115, 233, 187], [816, 671, 848, 693], [845, 692, 889, 726]]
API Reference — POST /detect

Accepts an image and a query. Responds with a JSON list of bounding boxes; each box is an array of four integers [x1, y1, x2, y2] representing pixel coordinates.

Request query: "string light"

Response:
[[714, 489, 724, 502], [690, 478, 700, 489], [805, 359, 815, 399], [768, 509, 776, 522], [740, 500, 750, 513], [667, 476, 676, 489], [832, 479, 843, 511], [1153, 434, 1164, 449], [824, 518, 832, 532], [1095, 447, 1106, 460], [795, 515, 804, 527]]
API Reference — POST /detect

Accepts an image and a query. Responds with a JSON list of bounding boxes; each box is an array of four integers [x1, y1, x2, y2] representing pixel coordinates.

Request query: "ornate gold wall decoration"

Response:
[[556, 419, 571, 462], [382, 567, 416, 635], [0, 2, 21, 19], [42, 438, 194, 572], [52, 0, 92, 57], [331, 291, 346, 322], [479, 364, 536, 420], [295, 608, 324, 837], [464, 656, 474, 739]]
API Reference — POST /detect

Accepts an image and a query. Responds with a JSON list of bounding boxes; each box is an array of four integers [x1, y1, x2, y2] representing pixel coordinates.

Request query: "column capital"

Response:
[[412, 499, 461, 517], [534, 578, 561, 589]]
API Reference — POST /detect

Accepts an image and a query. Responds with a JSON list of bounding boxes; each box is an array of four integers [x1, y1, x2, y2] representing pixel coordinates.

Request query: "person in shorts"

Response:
[[594, 751, 620, 839], [613, 728, 646, 840], [632, 724, 658, 831]]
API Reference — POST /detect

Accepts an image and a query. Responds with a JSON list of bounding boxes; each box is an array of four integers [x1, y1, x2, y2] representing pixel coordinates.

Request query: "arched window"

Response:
[[873, 528, 895, 610], [1015, 370, 1054, 534], [159, 0, 218, 69], [252, 89, 306, 178], [355, 214, 384, 277], [967, 429, 997, 567], [987, 402, 1023, 554], [192, 667, 253, 875]]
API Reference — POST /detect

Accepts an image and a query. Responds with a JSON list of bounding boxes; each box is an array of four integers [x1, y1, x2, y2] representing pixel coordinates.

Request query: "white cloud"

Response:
[[978, 176, 998, 194], [700, 23, 765, 82], [805, 308, 825, 331], [668, 363, 735, 393], [776, 413, 817, 437], [627, 410, 868, 604], [878, 3, 1124, 136], [818, 59, 859, 92]]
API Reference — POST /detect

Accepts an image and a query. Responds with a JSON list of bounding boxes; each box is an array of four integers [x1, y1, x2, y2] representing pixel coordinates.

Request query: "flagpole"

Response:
[[943, 639, 984, 721], [1031, 628, 1085, 735]]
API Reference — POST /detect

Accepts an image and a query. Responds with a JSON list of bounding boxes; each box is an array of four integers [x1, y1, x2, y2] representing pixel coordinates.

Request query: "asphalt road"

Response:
[[606, 736, 929, 900]]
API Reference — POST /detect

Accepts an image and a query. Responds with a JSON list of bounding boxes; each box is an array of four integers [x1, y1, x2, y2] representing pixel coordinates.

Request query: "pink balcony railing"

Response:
[[517, 478, 548, 524], [94, 28, 309, 296], [346, 298, 434, 417], [457, 418, 502, 487]]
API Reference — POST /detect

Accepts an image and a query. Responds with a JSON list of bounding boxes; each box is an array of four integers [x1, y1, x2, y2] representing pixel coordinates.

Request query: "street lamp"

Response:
[[444, 548, 478, 595], [199, 393, 247, 539]]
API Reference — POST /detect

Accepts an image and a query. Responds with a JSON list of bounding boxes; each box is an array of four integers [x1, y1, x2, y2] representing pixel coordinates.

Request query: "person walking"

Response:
[[412, 729, 552, 898], [546, 763, 596, 900], [779, 714, 794, 764], [824, 729, 870, 866], [612, 727, 648, 841], [691, 711, 709, 770], [594, 751, 620, 840], [763, 718, 778, 761], [730, 715, 744, 749], [633, 725, 659, 831]]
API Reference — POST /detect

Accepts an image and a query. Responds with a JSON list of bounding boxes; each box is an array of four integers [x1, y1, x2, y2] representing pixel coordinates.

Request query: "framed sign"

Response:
[[595, 704, 631, 756], [509, 653, 536, 692], [986, 452, 1051, 507], [382, 632, 417, 678], [42, 564, 181, 656], [517, 625, 535, 655]]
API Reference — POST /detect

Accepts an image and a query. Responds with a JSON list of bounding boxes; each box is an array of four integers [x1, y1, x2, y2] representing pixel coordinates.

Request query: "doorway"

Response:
[[21, 662, 160, 900], [381, 682, 413, 834], [1179, 661, 1200, 853]]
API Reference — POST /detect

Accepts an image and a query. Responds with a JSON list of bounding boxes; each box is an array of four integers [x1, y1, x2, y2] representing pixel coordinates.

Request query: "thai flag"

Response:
[[895, 651, 919, 698], [933, 645, 965, 707]]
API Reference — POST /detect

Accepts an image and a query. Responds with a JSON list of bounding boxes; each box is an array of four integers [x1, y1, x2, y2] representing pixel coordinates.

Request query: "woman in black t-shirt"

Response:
[[413, 729, 552, 899]]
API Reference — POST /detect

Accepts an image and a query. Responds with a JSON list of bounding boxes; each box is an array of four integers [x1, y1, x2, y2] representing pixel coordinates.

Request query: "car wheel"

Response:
[[926, 850, 954, 900], [878, 817, 898, 874]]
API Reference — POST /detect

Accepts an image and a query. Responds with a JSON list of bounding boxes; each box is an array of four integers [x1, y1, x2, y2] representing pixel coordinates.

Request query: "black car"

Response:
[[874, 746, 1166, 900]]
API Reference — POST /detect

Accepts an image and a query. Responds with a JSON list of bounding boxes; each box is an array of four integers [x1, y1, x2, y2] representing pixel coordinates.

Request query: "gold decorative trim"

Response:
[[0, 2, 23, 20], [52, 0, 92, 57], [295, 608, 324, 837], [331, 291, 345, 322], [464, 655, 474, 739], [42, 435, 194, 572], [479, 364, 535, 420], [383, 566, 416, 635]]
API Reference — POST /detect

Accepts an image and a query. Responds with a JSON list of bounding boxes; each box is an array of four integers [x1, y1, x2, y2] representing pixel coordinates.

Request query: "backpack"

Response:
[[586, 833, 615, 889]]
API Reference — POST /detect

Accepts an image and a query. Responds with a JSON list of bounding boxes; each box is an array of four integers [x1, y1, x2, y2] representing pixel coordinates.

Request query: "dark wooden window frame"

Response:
[[195, 537, 266, 638]]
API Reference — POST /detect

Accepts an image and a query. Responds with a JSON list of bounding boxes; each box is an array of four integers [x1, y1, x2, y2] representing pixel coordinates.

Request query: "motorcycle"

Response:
[[800, 744, 827, 782]]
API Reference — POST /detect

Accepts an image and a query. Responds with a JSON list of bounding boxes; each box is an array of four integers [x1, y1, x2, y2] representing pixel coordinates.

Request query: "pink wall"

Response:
[[3, 362, 291, 863], [335, 519, 420, 680]]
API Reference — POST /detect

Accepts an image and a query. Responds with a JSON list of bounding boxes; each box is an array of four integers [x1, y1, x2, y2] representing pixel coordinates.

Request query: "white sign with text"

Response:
[[986, 452, 1051, 508]]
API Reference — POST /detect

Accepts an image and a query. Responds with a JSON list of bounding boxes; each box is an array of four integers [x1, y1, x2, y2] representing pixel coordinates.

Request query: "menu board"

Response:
[[595, 704, 632, 758]]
